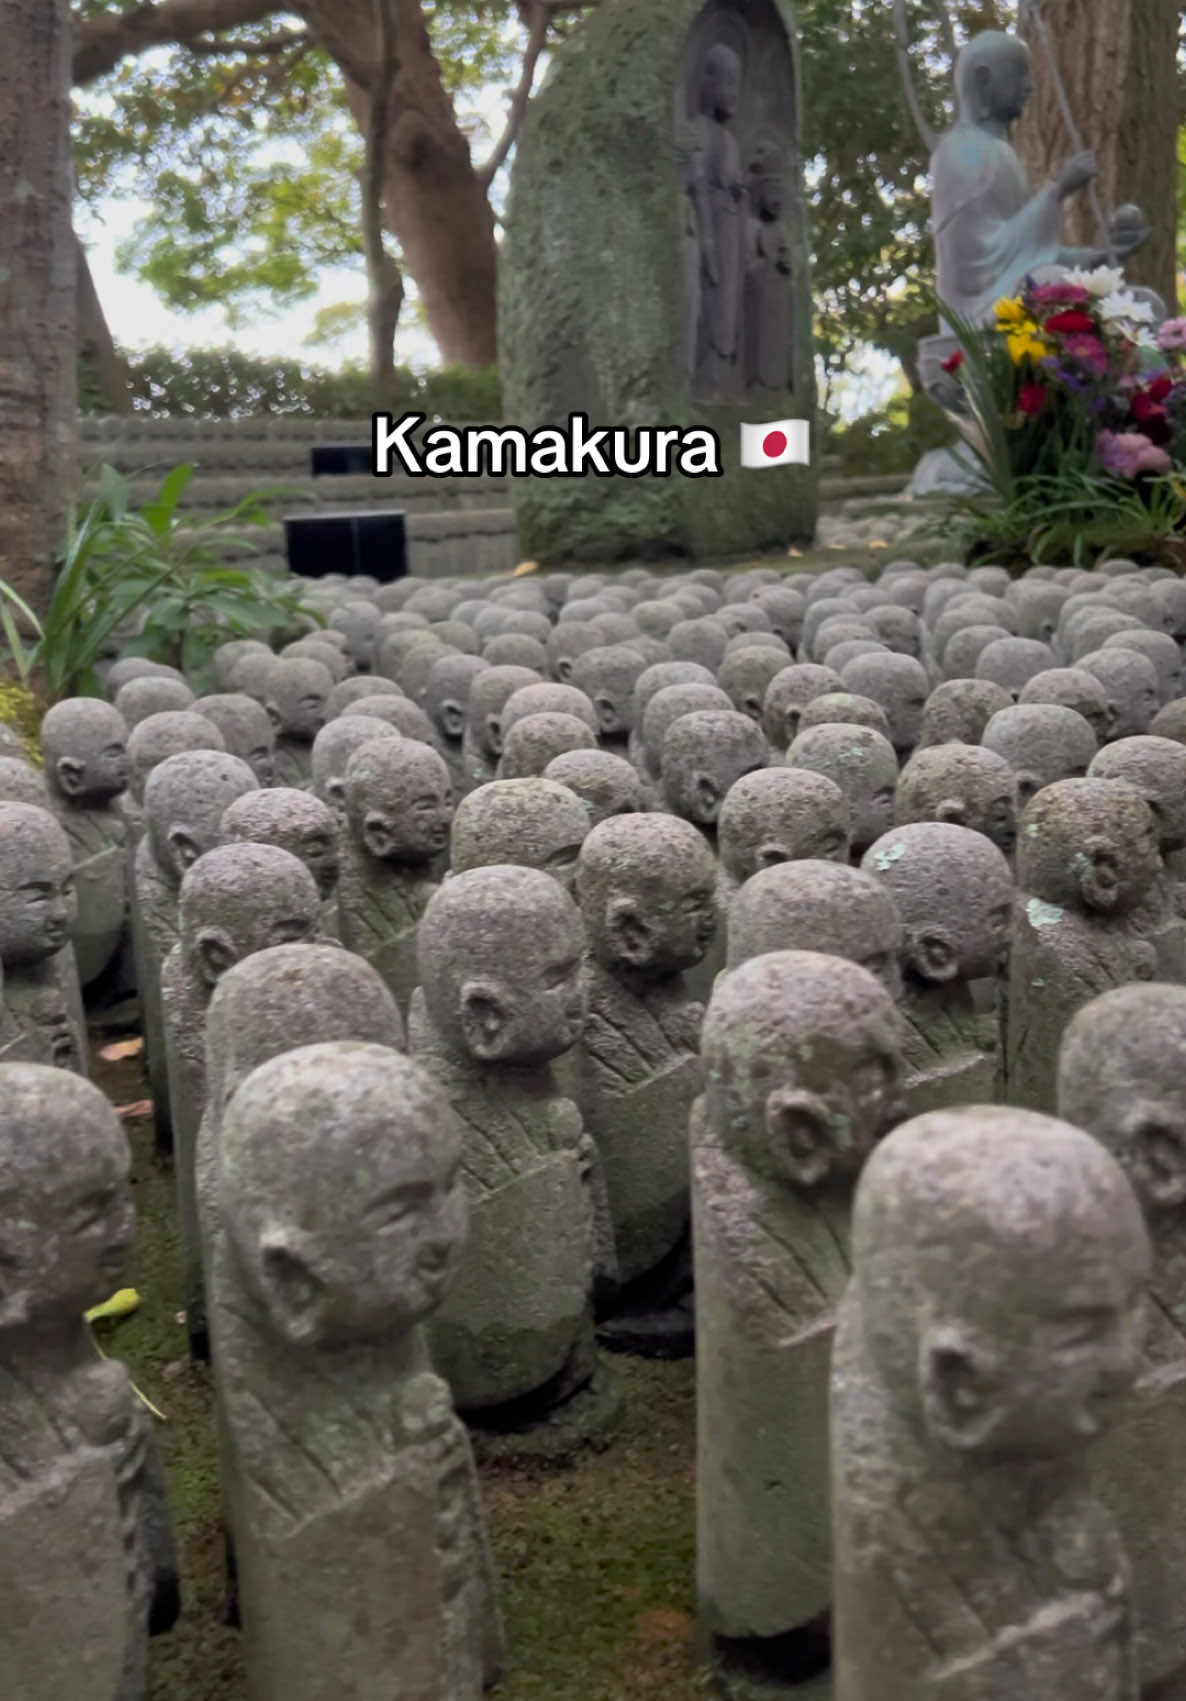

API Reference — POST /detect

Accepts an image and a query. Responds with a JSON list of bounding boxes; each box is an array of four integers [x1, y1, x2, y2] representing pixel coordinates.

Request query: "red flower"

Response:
[[1044, 309, 1097, 335], [1148, 374, 1174, 404], [1029, 282, 1091, 308], [1131, 390, 1172, 443], [1018, 382, 1047, 415], [941, 349, 965, 374]]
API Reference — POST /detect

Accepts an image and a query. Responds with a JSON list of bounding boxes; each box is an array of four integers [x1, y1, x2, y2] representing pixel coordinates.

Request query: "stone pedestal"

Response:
[[501, 0, 817, 564]]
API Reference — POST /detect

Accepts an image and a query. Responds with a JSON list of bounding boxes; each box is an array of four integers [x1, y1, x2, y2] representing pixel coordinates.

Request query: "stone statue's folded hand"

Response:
[[1057, 149, 1097, 200]]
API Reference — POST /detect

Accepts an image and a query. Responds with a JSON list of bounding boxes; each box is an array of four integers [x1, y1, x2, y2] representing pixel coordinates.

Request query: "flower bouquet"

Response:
[[937, 269, 1186, 567]]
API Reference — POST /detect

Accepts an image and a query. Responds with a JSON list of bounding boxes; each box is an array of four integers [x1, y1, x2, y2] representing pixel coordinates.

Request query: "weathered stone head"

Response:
[[1017, 777, 1161, 915], [575, 814, 718, 979], [0, 757, 49, 808], [717, 647, 793, 725], [0, 1064, 134, 1330], [423, 653, 489, 747], [981, 703, 1098, 806], [194, 693, 276, 788], [417, 866, 586, 1066], [450, 778, 589, 891], [862, 823, 1013, 987], [127, 710, 227, 806], [264, 657, 334, 742], [221, 788, 341, 900], [700, 42, 741, 120], [0, 803, 77, 966], [668, 619, 728, 673], [40, 698, 129, 805], [1103, 629, 1184, 707], [206, 943, 405, 1130], [1019, 666, 1113, 743], [326, 675, 405, 721], [702, 950, 906, 1189], [464, 666, 541, 763], [642, 683, 732, 783], [309, 715, 401, 820], [895, 743, 1018, 856], [974, 636, 1058, 700], [786, 723, 899, 856], [569, 645, 648, 739], [344, 738, 454, 868], [718, 767, 850, 884], [544, 749, 643, 827], [798, 691, 892, 740], [179, 842, 321, 990], [1088, 735, 1186, 855], [499, 712, 598, 779], [918, 678, 1012, 748], [850, 1104, 1148, 1458], [501, 683, 599, 747], [219, 1042, 466, 1348], [143, 750, 259, 887], [726, 860, 903, 1000], [761, 664, 844, 750], [212, 639, 272, 692], [839, 653, 929, 758], [661, 709, 768, 827], [113, 674, 196, 731]]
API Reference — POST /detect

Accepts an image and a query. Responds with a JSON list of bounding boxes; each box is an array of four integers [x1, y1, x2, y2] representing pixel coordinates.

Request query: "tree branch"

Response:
[[73, 0, 281, 85], [180, 27, 309, 55], [478, 0, 549, 189], [363, 0, 404, 386]]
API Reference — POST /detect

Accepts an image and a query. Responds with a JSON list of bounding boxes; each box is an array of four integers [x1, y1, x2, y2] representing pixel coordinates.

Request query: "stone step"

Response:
[[79, 471, 508, 516], [817, 472, 911, 501], [210, 505, 520, 581]]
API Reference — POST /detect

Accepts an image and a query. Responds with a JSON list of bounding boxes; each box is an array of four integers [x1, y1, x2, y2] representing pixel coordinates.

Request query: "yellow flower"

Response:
[[1006, 326, 1051, 364], [994, 296, 1027, 326]]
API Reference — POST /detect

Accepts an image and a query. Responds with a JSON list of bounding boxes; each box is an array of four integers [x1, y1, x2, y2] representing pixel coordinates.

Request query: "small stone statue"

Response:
[[0, 802, 86, 1073], [411, 867, 616, 1450], [125, 711, 227, 843], [450, 777, 590, 893], [309, 713, 401, 822], [498, 711, 598, 779], [0, 1063, 180, 1699], [1089, 735, 1186, 982], [423, 653, 490, 797], [862, 823, 1012, 1111], [717, 767, 851, 896], [40, 697, 132, 988], [761, 664, 844, 756], [543, 748, 644, 826], [221, 787, 342, 940], [338, 737, 454, 1018], [133, 753, 259, 1148], [162, 843, 322, 1360], [831, 1105, 1149, 1701], [695, 950, 907, 1686], [660, 709, 769, 840], [569, 644, 649, 751], [209, 1042, 505, 1701], [981, 701, 1098, 806], [640, 682, 732, 797], [894, 743, 1018, 858], [917, 677, 1012, 748], [570, 815, 718, 1353], [461, 664, 542, 790], [687, 42, 746, 398], [264, 656, 334, 786], [1009, 777, 1162, 1113], [113, 674, 195, 729], [787, 723, 899, 857], [725, 859, 904, 1003], [193, 693, 276, 787]]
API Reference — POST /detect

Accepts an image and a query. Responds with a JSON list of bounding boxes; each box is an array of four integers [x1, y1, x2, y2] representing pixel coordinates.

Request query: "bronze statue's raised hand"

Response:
[[1057, 149, 1097, 200]]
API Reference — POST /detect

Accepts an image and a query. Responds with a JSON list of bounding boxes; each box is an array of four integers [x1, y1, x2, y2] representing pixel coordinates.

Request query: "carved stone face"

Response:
[[0, 809, 78, 967], [346, 741, 455, 867], [578, 817, 718, 977], [701, 44, 741, 121], [41, 700, 130, 805], [456, 926, 586, 1067], [718, 768, 851, 883], [0, 1073, 133, 1329], [863, 824, 1014, 985], [265, 658, 333, 742]]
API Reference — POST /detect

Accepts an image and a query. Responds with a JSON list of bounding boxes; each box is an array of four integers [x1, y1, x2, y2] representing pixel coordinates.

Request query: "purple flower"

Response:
[[1097, 429, 1172, 478]]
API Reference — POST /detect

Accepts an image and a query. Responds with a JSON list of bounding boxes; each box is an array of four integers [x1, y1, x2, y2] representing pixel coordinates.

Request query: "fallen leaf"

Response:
[[86, 1287, 141, 1324], [509, 559, 539, 577], [634, 1607, 693, 1647], [101, 1037, 144, 1061], [787, 547, 804, 557], [116, 1099, 153, 1120]]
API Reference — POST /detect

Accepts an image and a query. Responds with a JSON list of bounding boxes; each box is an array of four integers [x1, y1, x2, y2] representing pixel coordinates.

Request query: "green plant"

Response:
[[0, 463, 319, 700], [956, 468, 1186, 570]]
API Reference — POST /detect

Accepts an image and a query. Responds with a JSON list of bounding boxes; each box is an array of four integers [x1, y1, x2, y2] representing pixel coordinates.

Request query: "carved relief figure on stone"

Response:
[[0, 802, 86, 1074], [687, 39, 747, 398], [742, 137, 791, 393], [831, 1105, 1149, 1701]]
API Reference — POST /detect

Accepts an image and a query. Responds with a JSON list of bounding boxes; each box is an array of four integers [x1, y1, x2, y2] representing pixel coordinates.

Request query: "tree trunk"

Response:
[[0, 0, 76, 617], [1012, 0, 1179, 311], [76, 234, 133, 415], [301, 0, 499, 366], [362, 0, 405, 391]]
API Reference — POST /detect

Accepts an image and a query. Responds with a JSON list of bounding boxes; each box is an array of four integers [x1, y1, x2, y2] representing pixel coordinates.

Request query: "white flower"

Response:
[[1134, 327, 1160, 350], [1100, 289, 1155, 328], [1064, 265, 1126, 297]]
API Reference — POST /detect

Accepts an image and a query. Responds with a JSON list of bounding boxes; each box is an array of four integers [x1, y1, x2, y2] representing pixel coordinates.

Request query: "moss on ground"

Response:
[[90, 1041, 707, 1701], [0, 679, 46, 762]]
